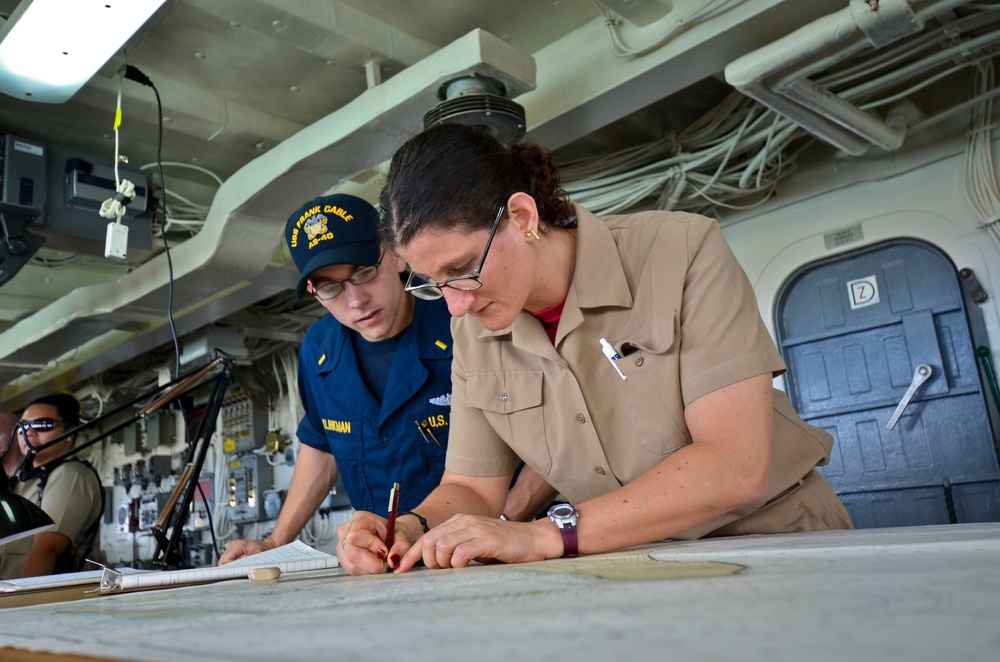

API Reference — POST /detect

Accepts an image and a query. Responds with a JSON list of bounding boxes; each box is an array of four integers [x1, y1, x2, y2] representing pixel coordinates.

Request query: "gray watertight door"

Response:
[[775, 239, 1000, 528]]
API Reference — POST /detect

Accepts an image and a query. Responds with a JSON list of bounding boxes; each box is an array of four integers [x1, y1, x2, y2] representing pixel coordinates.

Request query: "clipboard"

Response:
[[97, 540, 340, 593], [0, 541, 339, 607]]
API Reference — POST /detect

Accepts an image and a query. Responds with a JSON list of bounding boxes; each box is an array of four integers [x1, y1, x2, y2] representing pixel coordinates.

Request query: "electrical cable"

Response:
[[138, 161, 218, 238], [962, 58, 1000, 252], [562, 3, 1000, 218], [29, 253, 80, 267], [124, 64, 181, 380], [591, 0, 743, 59], [139, 161, 225, 187], [195, 478, 221, 561], [97, 72, 135, 244]]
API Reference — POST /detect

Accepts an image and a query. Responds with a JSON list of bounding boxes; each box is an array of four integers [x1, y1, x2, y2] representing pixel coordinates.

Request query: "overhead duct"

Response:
[[423, 75, 527, 145], [0, 29, 535, 409], [724, 0, 972, 155]]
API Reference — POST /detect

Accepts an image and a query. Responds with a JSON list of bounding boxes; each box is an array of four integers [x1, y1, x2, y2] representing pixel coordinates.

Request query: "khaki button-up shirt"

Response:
[[446, 206, 832, 535]]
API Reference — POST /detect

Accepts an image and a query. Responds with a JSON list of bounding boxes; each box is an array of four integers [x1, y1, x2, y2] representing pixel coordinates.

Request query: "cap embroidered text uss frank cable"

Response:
[[285, 193, 381, 298]]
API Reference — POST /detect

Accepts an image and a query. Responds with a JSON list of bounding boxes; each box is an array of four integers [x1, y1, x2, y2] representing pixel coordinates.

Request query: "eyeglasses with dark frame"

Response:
[[16, 418, 66, 433], [404, 204, 506, 301], [309, 253, 385, 301], [17, 418, 67, 447]]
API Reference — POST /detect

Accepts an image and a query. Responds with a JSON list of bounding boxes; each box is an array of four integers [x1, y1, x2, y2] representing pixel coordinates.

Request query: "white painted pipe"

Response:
[[739, 82, 870, 155], [725, 8, 864, 89], [728, 0, 972, 87], [784, 79, 905, 151], [725, 0, 977, 154]]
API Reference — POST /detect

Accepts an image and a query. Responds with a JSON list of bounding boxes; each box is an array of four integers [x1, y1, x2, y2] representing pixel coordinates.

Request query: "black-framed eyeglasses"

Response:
[[404, 204, 506, 301], [309, 253, 385, 301], [16, 418, 65, 433]]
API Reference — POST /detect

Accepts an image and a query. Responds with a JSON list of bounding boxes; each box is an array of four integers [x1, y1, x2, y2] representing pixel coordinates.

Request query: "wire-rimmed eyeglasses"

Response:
[[309, 253, 385, 301], [404, 204, 506, 301]]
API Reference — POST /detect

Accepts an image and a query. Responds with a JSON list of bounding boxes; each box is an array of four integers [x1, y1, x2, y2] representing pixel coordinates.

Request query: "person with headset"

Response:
[[0, 393, 104, 578]]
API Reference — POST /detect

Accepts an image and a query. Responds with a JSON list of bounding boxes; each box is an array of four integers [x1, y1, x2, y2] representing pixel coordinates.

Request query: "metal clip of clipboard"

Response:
[[90, 561, 124, 593]]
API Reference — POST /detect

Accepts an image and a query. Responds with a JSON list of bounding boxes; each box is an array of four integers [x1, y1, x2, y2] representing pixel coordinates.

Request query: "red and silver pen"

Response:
[[384, 482, 400, 572]]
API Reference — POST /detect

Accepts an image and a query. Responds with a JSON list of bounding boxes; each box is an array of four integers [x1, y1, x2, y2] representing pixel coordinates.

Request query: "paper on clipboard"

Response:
[[109, 540, 339, 592], [0, 566, 147, 594]]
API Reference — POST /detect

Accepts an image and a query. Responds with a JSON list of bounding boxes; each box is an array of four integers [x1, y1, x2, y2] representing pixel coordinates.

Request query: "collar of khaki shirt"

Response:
[[476, 204, 634, 342]]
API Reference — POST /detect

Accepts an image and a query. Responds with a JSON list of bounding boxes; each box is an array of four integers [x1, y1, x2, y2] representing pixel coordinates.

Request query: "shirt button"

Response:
[[576, 413, 586, 424], [595, 466, 606, 475], [499, 392, 508, 402], [634, 356, 644, 367]]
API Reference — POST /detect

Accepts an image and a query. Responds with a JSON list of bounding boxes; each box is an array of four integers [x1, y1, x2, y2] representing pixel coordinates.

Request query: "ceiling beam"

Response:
[[187, 0, 438, 68]]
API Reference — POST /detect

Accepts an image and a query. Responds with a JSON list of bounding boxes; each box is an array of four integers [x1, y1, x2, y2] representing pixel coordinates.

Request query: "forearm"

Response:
[[20, 532, 70, 577], [267, 445, 339, 546], [572, 444, 757, 554], [19, 551, 57, 578], [574, 375, 774, 554], [502, 465, 558, 522]]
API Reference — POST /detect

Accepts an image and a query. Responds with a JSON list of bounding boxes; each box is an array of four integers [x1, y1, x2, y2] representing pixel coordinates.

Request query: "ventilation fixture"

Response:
[[724, 0, 970, 155], [423, 75, 527, 144]]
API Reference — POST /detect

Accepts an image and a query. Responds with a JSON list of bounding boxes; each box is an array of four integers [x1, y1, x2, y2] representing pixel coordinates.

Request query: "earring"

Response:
[[526, 229, 540, 240]]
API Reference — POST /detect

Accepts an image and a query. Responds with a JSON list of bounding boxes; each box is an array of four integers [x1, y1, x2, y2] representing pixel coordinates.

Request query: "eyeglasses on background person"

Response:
[[404, 204, 506, 301], [16, 418, 65, 433], [16, 418, 67, 450], [309, 253, 385, 301]]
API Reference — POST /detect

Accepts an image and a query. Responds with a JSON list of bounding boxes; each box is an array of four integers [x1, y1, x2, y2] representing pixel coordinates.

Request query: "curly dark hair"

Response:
[[379, 123, 573, 249]]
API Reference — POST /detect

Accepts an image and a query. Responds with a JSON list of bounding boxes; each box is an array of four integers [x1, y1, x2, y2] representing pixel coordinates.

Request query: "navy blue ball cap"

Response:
[[285, 193, 381, 298]]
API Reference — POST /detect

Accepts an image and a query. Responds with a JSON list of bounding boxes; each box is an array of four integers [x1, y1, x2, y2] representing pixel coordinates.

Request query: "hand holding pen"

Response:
[[383, 482, 400, 572]]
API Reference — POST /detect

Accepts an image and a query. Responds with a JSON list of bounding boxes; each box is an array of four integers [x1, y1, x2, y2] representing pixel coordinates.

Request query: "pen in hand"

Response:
[[384, 482, 400, 572]]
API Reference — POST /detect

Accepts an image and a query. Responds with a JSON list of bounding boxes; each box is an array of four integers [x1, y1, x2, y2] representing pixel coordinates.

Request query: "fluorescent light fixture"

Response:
[[0, 0, 168, 104]]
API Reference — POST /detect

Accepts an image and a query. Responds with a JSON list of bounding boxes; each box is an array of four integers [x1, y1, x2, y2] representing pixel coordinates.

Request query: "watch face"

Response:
[[549, 503, 577, 523]]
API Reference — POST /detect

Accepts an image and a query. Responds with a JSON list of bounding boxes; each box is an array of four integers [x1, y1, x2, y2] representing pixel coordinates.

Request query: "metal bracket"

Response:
[[85, 559, 124, 593], [959, 267, 988, 304], [850, 0, 924, 49]]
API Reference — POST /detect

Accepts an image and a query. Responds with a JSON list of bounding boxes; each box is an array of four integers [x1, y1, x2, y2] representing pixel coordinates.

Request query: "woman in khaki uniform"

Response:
[[337, 123, 851, 576]]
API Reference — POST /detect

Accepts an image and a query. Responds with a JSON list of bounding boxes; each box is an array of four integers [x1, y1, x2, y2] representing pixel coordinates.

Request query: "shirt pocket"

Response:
[[323, 417, 364, 460], [415, 412, 450, 458], [617, 310, 689, 455], [465, 370, 551, 473]]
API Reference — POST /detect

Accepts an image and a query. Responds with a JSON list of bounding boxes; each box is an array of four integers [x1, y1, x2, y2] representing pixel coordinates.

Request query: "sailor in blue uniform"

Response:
[[220, 193, 452, 564], [296, 286, 453, 513]]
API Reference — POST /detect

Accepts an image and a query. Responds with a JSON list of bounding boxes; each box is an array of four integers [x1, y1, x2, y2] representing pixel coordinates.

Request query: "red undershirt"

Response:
[[530, 298, 566, 344], [529, 219, 577, 343]]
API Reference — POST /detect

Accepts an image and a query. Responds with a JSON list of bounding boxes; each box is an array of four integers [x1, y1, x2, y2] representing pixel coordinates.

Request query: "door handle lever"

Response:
[[886, 363, 933, 430]]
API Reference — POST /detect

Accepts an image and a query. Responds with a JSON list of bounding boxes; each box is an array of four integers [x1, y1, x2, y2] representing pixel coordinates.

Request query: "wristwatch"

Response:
[[547, 502, 579, 557]]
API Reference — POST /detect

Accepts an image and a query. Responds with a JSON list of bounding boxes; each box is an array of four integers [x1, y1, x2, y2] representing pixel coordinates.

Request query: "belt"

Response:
[[763, 473, 809, 507]]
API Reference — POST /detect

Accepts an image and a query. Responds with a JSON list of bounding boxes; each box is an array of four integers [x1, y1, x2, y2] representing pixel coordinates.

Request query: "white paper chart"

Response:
[[115, 540, 339, 590]]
